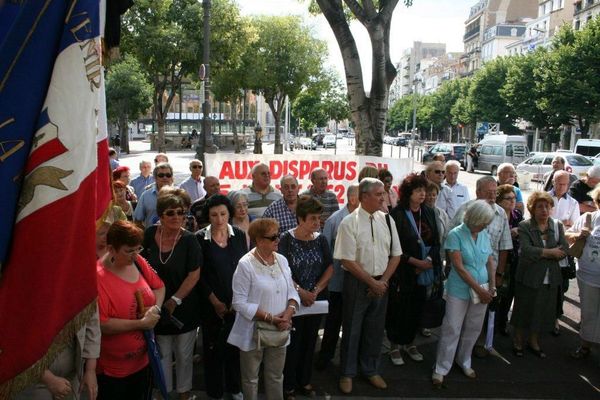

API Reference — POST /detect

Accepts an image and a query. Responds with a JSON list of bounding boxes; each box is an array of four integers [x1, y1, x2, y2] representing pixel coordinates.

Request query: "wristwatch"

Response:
[[171, 295, 182, 306]]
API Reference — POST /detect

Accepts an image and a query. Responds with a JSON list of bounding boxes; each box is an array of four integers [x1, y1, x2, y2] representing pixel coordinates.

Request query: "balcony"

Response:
[[463, 25, 481, 41]]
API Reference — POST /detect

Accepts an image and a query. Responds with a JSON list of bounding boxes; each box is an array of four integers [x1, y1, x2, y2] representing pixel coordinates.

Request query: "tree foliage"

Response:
[[105, 54, 153, 153], [245, 15, 325, 154], [121, 0, 246, 151]]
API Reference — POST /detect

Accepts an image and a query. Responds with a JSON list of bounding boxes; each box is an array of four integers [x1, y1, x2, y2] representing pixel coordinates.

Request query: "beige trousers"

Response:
[[240, 346, 287, 400]]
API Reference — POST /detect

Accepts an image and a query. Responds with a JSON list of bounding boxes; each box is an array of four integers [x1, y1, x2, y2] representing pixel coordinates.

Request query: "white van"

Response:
[[574, 139, 600, 158], [476, 135, 529, 176]]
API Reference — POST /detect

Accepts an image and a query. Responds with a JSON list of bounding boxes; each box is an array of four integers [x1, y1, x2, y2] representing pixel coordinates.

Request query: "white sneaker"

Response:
[[389, 349, 405, 366], [404, 345, 424, 362], [432, 372, 444, 386], [462, 367, 476, 379]]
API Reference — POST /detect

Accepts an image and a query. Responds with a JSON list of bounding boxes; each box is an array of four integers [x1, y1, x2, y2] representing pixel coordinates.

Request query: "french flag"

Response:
[[0, 0, 110, 396]]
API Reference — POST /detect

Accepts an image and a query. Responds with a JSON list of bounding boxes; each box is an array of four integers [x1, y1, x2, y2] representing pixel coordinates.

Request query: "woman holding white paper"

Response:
[[432, 200, 496, 387], [278, 195, 333, 399]]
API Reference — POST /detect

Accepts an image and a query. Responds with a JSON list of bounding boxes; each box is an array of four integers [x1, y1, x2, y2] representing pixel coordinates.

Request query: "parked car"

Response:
[[323, 134, 337, 148], [312, 133, 325, 146], [475, 135, 529, 176], [295, 137, 317, 150], [574, 138, 600, 158], [422, 143, 466, 168], [516, 152, 593, 182]]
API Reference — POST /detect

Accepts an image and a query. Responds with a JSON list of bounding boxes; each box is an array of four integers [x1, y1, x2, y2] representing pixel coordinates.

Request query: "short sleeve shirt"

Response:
[[569, 179, 593, 204], [334, 207, 402, 276], [96, 256, 164, 377], [444, 223, 492, 300]]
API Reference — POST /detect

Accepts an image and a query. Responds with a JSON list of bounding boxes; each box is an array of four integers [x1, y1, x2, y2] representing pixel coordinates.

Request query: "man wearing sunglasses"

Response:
[[179, 160, 207, 202], [134, 163, 174, 228]]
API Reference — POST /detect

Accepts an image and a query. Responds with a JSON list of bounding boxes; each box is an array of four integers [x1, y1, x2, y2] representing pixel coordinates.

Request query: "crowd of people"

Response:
[[19, 150, 600, 400]]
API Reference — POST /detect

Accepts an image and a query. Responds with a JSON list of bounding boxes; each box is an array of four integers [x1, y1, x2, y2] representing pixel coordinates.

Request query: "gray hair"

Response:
[[139, 160, 151, 168], [553, 170, 570, 182], [358, 178, 383, 200], [445, 160, 461, 171], [280, 174, 298, 187], [346, 183, 359, 198], [251, 162, 269, 176], [497, 162, 515, 175], [552, 155, 566, 165], [153, 162, 173, 176], [464, 200, 495, 229], [476, 176, 497, 192], [227, 190, 248, 206], [310, 168, 327, 180]]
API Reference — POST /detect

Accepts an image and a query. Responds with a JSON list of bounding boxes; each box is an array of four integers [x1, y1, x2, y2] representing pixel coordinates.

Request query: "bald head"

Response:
[[553, 170, 570, 197]]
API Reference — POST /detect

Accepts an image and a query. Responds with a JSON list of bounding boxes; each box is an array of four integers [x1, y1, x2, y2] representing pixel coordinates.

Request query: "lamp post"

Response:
[[410, 78, 420, 157], [195, 0, 216, 164]]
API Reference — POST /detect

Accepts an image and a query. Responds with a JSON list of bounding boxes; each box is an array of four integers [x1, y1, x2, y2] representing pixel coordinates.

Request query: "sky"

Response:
[[236, 0, 476, 90]]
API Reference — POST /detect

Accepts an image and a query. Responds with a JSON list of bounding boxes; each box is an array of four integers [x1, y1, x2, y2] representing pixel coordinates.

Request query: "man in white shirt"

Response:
[[179, 159, 206, 202], [549, 170, 580, 335], [334, 178, 402, 394], [436, 160, 470, 219]]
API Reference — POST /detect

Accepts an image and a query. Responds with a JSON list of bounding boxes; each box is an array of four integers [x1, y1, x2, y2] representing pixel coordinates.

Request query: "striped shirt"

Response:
[[241, 185, 282, 218]]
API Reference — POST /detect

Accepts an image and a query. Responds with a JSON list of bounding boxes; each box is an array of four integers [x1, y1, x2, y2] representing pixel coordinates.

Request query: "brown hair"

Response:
[[157, 186, 191, 216], [247, 218, 279, 242], [106, 220, 143, 250], [496, 184, 515, 204], [426, 181, 440, 195], [296, 195, 323, 221], [358, 165, 379, 182], [526, 191, 554, 215], [398, 173, 428, 209]]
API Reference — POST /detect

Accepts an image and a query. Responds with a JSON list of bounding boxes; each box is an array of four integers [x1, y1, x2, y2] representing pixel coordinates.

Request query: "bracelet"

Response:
[[263, 312, 270, 322], [153, 305, 162, 314], [288, 304, 297, 313], [294, 283, 300, 292]]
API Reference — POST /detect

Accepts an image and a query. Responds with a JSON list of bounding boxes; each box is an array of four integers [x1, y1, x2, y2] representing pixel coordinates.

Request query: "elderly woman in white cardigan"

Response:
[[228, 218, 300, 400]]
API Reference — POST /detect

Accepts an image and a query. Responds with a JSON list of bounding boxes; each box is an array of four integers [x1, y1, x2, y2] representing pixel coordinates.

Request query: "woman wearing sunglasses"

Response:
[[141, 187, 202, 400], [96, 221, 165, 399], [278, 196, 333, 399], [228, 218, 300, 400]]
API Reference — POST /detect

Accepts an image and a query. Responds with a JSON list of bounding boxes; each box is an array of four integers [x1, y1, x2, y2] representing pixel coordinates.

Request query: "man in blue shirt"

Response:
[[130, 160, 154, 198], [133, 163, 174, 228]]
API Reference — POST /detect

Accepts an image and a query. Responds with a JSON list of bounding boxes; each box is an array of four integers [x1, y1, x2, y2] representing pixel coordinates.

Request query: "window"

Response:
[[506, 144, 513, 156], [543, 156, 553, 165], [567, 155, 593, 166], [531, 156, 544, 165], [481, 145, 493, 155], [492, 146, 503, 156]]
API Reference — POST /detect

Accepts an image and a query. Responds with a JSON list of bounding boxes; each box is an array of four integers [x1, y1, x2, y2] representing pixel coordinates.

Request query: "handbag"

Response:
[[553, 219, 576, 279], [404, 209, 435, 286], [568, 213, 592, 258], [420, 278, 446, 328], [252, 257, 290, 350], [469, 283, 489, 305]]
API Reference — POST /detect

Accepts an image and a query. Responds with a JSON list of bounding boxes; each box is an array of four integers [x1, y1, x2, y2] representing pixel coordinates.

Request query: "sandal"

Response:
[[527, 343, 547, 358], [512, 346, 524, 357], [284, 389, 296, 400], [570, 346, 591, 359], [297, 385, 316, 397]]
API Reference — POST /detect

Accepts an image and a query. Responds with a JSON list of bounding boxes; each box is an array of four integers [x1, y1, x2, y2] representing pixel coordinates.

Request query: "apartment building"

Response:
[[574, 0, 600, 30], [395, 41, 446, 99]]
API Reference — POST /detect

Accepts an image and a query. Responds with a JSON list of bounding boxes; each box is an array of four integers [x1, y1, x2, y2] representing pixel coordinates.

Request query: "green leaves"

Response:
[[105, 54, 153, 123]]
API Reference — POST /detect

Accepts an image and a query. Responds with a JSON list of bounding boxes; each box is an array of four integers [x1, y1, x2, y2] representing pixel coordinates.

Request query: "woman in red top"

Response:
[[96, 221, 165, 399]]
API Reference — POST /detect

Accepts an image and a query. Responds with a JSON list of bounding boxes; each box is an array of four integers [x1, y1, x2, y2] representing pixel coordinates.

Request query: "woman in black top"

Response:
[[388, 173, 441, 366], [278, 196, 333, 399], [141, 187, 202, 400], [196, 195, 248, 400]]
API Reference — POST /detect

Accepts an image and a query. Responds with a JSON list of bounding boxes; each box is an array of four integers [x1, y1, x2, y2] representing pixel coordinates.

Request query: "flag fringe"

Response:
[[0, 299, 97, 398]]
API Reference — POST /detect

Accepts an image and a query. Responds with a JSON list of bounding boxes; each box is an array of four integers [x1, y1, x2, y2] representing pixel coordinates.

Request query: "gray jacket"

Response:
[[516, 218, 568, 289]]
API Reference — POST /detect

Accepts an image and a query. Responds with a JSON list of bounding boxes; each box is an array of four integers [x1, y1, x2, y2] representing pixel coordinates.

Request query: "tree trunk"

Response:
[[232, 98, 241, 153], [267, 96, 285, 154], [119, 114, 130, 154], [316, 0, 398, 156]]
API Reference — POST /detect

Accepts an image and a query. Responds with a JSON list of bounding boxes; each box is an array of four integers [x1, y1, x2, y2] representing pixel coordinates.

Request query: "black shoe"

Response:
[[551, 326, 560, 337], [527, 344, 547, 359], [297, 385, 316, 397], [512, 346, 524, 357]]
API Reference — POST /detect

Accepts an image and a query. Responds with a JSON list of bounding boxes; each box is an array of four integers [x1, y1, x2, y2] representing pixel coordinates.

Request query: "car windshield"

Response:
[[566, 155, 593, 166]]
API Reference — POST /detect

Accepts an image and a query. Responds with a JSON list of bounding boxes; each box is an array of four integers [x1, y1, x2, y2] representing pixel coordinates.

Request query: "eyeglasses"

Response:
[[263, 234, 280, 241], [156, 173, 172, 178], [163, 209, 185, 217], [434, 170, 445, 174], [235, 202, 249, 209], [502, 196, 516, 201], [259, 172, 271, 176], [191, 165, 203, 169], [123, 246, 144, 255]]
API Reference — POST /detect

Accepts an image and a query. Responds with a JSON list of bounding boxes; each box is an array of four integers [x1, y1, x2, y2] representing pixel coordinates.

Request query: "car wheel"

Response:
[[491, 165, 497, 177]]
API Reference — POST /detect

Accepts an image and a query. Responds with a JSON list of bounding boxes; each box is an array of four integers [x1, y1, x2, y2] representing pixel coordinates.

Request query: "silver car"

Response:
[[517, 152, 593, 182]]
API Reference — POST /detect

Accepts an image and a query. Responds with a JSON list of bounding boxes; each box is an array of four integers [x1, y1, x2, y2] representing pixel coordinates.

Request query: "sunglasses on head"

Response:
[[191, 165, 203, 169], [157, 173, 172, 178], [263, 234, 280, 241], [164, 209, 185, 217]]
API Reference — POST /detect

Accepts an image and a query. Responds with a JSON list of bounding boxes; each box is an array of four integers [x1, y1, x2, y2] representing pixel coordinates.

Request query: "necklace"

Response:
[[212, 228, 229, 247], [254, 248, 274, 265], [159, 227, 181, 264], [253, 250, 280, 281]]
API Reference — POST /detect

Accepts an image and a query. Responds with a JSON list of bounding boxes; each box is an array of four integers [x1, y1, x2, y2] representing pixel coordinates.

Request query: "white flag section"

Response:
[[205, 154, 414, 203], [17, 35, 101, 222]]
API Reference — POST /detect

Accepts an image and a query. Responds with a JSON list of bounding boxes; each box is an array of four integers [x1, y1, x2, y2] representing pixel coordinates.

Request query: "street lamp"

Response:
[[195, 0, 216, 164], [410, 77, 421, 157]]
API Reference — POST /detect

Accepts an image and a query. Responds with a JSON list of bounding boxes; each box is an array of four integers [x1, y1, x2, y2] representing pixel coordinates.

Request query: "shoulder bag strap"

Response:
[[385, 214, 393, 254]]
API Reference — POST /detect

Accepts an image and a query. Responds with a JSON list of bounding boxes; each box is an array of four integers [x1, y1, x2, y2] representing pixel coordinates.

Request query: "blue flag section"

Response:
[[0, 0, 100, 268], [0, 1, 68, 267]]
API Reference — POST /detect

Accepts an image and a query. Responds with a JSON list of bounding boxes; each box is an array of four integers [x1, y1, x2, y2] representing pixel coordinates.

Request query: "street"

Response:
[[117, 139, 600, 399]]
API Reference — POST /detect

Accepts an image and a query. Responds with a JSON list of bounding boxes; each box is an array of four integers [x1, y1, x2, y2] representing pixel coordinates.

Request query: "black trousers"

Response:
[[318, 291, 343, 363], [202, 313, 241, 399], [283, 314, 322, 391], [97, 365, 151, 400]]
